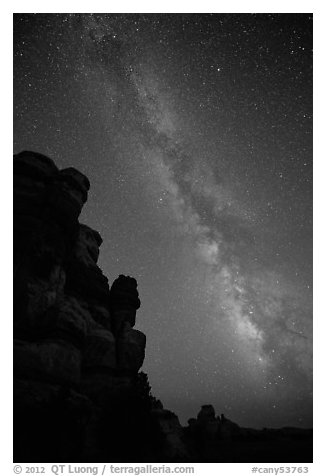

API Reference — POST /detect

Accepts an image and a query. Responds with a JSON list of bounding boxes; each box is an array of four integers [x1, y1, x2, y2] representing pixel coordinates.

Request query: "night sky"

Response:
[[13, 13, 313, 429]]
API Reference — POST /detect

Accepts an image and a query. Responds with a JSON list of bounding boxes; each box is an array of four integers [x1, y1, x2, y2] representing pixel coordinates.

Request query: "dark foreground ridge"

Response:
[[13, 151, 312, 463]]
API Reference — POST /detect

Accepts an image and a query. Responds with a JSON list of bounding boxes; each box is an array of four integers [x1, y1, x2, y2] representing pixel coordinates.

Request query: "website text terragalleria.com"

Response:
[[49, 465, 195, 475]]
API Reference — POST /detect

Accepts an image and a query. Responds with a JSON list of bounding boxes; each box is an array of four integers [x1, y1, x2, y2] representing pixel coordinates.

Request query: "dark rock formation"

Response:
[[110, 274, 141, 333], [13, 151, 312, 463], [184, 405, 312, 463], [150, 409, 189, 461], [13, 151, 151, 462]]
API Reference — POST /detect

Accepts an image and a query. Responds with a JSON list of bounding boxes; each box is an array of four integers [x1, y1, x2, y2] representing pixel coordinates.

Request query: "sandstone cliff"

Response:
[[13, 151, 189, 462]]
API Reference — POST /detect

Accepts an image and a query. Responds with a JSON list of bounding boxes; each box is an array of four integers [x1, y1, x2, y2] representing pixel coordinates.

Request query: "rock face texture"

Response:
[[13, 151, 312, 463], [13, 151, 153, 462]]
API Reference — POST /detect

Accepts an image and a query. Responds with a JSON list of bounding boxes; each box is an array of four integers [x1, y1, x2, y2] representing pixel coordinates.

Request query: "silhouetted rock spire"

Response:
[[110, 274, 141, 332]]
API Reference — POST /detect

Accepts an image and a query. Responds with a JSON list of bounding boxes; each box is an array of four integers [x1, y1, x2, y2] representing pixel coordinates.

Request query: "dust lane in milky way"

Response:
[[14, 13, 312, 428]]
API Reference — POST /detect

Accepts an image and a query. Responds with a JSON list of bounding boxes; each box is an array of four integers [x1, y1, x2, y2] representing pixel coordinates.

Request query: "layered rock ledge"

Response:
[[13, 151, 149, 462]]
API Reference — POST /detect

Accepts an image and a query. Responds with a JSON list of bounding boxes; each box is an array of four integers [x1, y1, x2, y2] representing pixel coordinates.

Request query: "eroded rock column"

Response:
[[110, 275, 146, 374]]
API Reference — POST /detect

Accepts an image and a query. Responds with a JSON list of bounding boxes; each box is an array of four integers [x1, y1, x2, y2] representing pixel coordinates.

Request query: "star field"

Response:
[[14, 13, 312, 428]]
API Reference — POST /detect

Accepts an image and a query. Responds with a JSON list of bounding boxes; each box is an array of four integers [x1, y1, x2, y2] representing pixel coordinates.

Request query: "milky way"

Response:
[[14, 13, 313, 428]]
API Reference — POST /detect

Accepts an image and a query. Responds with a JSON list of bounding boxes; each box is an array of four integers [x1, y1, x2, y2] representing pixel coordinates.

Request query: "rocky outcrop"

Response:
[[150, 409, 190, 461], [13, 150, 313, 463], [184, 405, 312, 462], [13, 151, 147, 462], [110, 274, 141, 333], [117, 322, 146, 374], [186, 405, 241, 443]]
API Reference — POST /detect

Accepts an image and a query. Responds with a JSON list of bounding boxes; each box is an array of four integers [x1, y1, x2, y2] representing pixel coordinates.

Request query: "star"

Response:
[[13, 12, 312, 429]]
